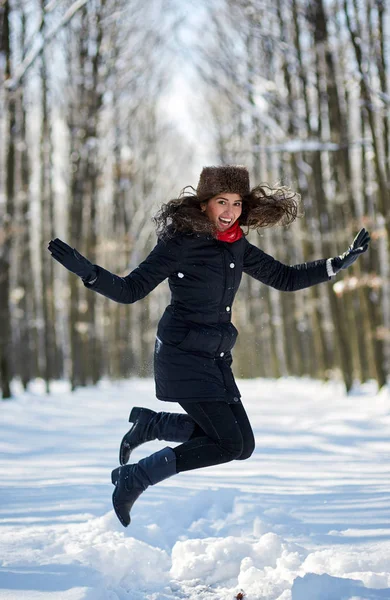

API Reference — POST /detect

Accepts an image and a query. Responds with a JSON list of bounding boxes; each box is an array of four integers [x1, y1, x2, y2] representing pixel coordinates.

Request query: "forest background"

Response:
[[0, 0, 389, 399]]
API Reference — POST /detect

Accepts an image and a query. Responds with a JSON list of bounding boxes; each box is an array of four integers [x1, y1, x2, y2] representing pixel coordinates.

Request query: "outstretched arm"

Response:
[[48, 236, 183, 304], [243, 240, 330, 291], [242, 228, 370, 292]]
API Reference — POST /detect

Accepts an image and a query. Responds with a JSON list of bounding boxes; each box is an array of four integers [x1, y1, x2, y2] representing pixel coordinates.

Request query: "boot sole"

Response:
[[119, 432, 134, 466], [118, 406, 141, 466], [112, 488, 131, 527]]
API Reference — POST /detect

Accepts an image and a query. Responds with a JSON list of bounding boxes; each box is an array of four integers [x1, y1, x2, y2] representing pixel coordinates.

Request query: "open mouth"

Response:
[[218, 217, 233, 227]]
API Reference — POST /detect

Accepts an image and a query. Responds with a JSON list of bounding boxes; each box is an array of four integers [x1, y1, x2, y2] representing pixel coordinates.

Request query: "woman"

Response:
[[48, 165, 370, 528]]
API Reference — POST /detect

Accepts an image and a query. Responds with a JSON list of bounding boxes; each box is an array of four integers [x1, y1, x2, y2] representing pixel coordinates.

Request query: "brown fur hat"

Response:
[[196, 165, 250, 200]]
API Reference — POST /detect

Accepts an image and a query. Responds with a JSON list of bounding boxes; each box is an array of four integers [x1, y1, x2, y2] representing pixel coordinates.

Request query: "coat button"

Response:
[[229, 263, 235, 268], [219, 351, 224, 357], [233, 396, 239, 402], [178, 272, 184, 278], [226, 306, 230, 312]]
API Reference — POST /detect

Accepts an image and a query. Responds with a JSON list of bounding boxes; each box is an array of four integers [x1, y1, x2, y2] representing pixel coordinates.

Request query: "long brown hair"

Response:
[[153, 183, 303, 239]]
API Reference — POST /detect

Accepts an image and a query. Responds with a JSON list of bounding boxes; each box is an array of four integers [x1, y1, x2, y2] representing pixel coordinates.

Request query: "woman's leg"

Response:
[[112, 401, 255, 527], [119, 406, 196, 465], [230, 401, 255, 460], [183, 401, 255, 461], [189, 402, 255, 460], [173, 401, 245, 472]]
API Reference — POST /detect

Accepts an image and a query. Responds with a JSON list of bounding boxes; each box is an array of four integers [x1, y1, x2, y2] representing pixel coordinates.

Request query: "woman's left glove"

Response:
[[48, 238, 95, 280], [331, 228, 371, 274]]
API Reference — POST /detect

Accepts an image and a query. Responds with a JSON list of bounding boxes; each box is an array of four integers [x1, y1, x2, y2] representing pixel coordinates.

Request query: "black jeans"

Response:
[[173, 401, 255, 473]]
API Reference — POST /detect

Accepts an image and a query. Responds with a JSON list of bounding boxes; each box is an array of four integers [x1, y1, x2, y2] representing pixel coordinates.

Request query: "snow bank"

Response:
[[1, 377, 390, 599]]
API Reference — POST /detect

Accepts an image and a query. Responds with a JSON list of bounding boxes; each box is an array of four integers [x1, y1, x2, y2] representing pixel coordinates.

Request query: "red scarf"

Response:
[[216, 220, 243, 243]]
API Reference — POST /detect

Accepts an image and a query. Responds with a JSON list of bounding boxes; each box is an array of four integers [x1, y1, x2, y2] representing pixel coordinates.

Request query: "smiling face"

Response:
[[201, 193, 243, 231]]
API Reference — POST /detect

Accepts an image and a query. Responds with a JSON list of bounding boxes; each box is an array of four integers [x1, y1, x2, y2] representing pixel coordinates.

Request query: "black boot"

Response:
[[119, 406, 195, 465], [111, 446, 176, 527]]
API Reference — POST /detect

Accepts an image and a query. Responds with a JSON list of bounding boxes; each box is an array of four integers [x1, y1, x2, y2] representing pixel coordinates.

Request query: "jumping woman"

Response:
[[48, 165, 370, 527]]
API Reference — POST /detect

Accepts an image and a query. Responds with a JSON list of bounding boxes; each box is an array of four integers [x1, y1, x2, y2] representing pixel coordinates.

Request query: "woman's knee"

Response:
[[236, 439, 255, 460], [218, 436, 243, 461]]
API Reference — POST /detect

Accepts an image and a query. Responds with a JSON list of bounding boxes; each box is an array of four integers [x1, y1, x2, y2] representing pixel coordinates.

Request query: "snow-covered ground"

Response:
[[1, 376, 390, 600]]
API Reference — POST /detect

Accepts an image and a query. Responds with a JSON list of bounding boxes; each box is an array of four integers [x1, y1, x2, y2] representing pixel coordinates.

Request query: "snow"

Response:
[[1, 377, 390, 600]]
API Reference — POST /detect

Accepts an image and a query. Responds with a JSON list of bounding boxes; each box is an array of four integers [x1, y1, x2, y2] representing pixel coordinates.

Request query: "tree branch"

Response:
[[5, 0, 90, 91]]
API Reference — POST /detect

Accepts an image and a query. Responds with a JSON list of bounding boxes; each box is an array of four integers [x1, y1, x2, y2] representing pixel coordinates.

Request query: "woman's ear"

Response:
[[200, 203, 206, 212]]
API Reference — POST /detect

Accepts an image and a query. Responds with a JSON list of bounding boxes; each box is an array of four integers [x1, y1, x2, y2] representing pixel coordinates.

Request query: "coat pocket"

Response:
[[177, 323, 238, 358]]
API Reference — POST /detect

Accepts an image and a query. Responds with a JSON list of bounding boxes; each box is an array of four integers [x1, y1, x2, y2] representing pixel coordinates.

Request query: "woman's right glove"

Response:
[[48, 238, 96, 281], [330, 228, 370, 274]]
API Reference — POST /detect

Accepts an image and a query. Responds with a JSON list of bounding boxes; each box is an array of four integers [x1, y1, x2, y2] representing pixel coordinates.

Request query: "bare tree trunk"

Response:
[[342, 0, 387, 388], [0, 0, 13, 399], [308, 0, 361, 391], [67, 3, 104, 389], [277, 0, 327, 380], [344, 0, 389, 239], [39, 0, 58, 393], [375, 0, 389, 183], [245, 15, 276, 378], [84, 0, 105, 385], [67, 8, 88, 390], [15, 8, 36, 390]]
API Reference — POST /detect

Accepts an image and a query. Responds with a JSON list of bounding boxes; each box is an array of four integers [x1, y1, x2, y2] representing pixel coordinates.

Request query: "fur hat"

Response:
[[196, 165, 250, 199]]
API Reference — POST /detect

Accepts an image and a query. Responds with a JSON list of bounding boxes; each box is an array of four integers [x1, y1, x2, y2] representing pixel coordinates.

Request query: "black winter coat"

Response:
[[83, 233, 331, 404]]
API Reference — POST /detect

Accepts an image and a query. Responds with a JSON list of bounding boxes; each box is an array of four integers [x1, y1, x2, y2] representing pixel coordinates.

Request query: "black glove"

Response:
[[331, 228, 371, 274], [48, 238, 96, 281]]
